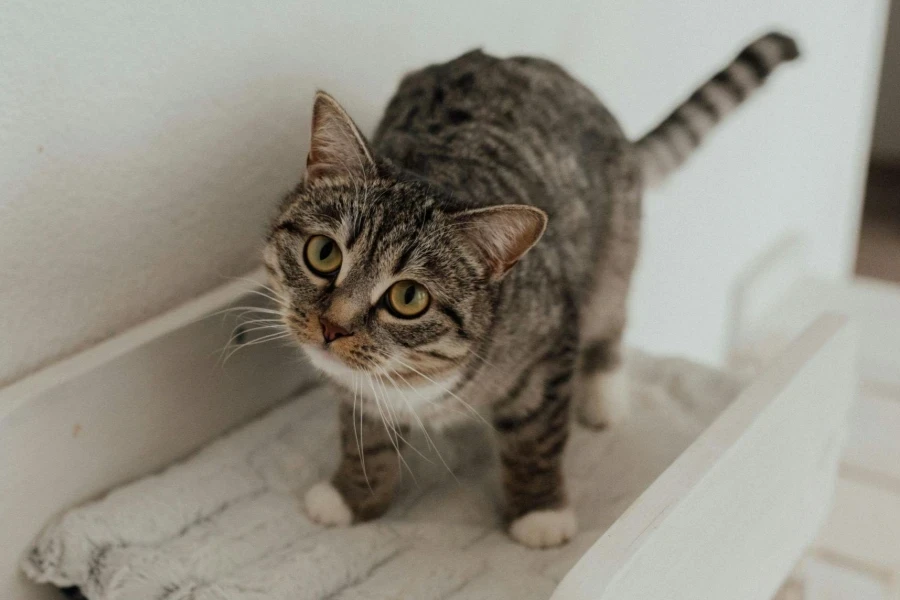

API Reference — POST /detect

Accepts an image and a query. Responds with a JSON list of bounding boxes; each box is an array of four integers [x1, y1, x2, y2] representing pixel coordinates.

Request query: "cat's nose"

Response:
[[319, 317, 352, 343]]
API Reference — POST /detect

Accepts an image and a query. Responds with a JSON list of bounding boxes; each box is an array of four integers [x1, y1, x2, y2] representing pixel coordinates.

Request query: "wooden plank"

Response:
[[552, 314, 857, 600], [0, 270, 313, 600]]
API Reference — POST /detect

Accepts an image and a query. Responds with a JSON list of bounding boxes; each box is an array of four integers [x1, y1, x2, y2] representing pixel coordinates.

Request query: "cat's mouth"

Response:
[[283, 317, 372, 371]]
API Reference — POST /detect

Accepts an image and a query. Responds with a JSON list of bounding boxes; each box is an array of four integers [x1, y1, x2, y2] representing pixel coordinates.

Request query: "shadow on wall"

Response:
[[857, 0, 900, 284], [870, 0, 900, 163]]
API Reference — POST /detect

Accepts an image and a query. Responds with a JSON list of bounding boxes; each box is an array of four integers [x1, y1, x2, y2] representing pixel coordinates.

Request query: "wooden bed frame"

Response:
[[0, 270, 857, 600]]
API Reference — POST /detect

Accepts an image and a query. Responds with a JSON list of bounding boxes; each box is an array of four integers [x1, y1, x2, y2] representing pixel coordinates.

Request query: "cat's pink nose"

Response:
[[319, 317, 351, 343]]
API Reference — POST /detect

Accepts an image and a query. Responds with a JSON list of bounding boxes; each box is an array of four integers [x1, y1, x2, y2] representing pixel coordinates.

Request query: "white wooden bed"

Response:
[[0, 269, 857, 600]]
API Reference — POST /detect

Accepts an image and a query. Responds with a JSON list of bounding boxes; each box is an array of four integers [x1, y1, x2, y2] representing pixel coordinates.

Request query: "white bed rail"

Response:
[[553, 314, 857, 600]]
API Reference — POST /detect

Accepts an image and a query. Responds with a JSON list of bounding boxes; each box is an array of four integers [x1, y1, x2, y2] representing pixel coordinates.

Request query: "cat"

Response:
[[264, 32, 799, 548]]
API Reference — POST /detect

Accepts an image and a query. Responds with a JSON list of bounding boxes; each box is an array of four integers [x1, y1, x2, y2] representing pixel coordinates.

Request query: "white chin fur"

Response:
[[304, 481, 353, 527], [303, 345, 357, 381], [303, 345, 461, 414], [509, 507, 578, 548]]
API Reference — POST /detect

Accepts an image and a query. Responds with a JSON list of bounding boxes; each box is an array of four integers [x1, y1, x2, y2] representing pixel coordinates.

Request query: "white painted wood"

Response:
[[736, 278, 900, 600], [802, 555, 892, 600], [815, 477, 900, 573], [0, 268, 315, 600], [727, 233, 807, 354], [1, 267, 267, 421], [747, 277, 900, 388], [552, 314, 857, 600], [844, 388, 900, 483], [0, 274, 858, 600]]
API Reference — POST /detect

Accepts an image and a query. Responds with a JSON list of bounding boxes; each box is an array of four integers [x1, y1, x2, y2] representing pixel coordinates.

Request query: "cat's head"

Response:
[[264, 92, 546, 399]]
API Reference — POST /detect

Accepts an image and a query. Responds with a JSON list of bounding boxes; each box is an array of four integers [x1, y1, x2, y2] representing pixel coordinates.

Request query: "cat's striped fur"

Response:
[[265, 32, 798, 548], [636, 32, 799, 186]]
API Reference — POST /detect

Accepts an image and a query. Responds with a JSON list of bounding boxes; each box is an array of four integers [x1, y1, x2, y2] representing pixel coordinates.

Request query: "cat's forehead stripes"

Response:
[[344, 207, 366, 250]]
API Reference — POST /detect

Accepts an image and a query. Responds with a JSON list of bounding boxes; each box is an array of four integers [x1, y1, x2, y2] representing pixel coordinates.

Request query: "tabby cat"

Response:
[[264, 32, 799, 548]]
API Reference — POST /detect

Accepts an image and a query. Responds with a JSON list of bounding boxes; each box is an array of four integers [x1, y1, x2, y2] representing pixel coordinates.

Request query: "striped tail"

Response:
[[635, 32, 800, 187]]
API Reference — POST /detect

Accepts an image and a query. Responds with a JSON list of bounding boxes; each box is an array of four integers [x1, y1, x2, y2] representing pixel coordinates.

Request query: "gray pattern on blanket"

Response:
[[23, 352, 741, 600]]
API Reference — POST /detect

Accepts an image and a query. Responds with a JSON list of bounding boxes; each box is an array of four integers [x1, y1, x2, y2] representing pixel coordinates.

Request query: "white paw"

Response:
[[304, 481, 353, 527], [509, 507, 578, 548], [578, 367, 630, 429]]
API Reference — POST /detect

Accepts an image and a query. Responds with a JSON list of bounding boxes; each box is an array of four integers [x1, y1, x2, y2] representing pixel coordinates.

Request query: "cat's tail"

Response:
[[634, 32, 800, 187]]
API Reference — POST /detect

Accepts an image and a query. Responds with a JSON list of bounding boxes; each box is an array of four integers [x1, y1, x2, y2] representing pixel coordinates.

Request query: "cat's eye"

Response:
[[304, 235, 342, 277], [385, 280, 430, 319]]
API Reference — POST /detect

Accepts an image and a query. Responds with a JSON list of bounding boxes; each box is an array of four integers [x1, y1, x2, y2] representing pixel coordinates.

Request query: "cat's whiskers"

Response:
[[374, 372, 406, 442], [225, 275, 285, 298], [213, 279, 294, 366], [380, 366, 458, 482], [218, 312, 289, 361], [239, 288, 289, 309], [233, 317, 284, 327], [220, 329, 292, 364], [225, 329, 292, 352], [220, 274, 289, 306], [387, 367, 471, 423], [224, 323, 286, 348], [351, 372, 372, 492], [211, 305, 284, 319], [213, 318, 281, 366], [391, 357, 495, 431], [459, 352, 513, 399], [365, 373, 418, 484], [418, 345, 508, 397], [467, 348, 499, 370], [356, 373, 371, 491], [214, 278, 289, 326], [371, 371, 402, 444], [369, 350, 478, 422], [364, 361, 434, 466], [371, 369, 436, 467], [256, 281, 288, 303]]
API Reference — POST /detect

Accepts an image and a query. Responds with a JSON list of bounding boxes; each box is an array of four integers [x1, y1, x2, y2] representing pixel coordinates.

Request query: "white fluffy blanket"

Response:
[[23, 352, 741, 600]]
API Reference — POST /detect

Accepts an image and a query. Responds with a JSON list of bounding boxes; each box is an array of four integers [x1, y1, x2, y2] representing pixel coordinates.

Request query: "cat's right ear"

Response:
[[453, 205, 548, 280], [305, 91, 375, 183]]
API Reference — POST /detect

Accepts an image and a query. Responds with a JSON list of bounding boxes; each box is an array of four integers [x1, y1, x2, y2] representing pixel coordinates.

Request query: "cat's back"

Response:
[[374, 50, 641, 303], [377, 49, 609, 126], [373, 49, 630, 196]]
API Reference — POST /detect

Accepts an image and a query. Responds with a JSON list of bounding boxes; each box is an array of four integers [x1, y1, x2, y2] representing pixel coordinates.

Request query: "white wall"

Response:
[[0, 0, 887, 383], [872, 0, 900, 162]]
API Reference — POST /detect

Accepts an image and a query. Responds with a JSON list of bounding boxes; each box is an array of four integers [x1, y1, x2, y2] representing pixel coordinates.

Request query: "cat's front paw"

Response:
[[509, 507, 577, 548], [304, 481, 353, 527]]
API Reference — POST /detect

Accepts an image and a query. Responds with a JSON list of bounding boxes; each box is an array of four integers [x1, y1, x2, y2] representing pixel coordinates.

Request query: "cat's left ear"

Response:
[[306, 91, 375, 183], [453, 205, 548, 280]]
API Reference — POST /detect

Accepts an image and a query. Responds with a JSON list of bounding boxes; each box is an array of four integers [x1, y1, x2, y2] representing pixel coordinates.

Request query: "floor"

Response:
[[773, 165, 900, 599], [777, 376, 900, 600]]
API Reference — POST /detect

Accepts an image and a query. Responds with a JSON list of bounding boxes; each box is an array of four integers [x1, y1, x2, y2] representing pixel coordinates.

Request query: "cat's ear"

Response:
[[454, 205, 548, 280], [306, 91, 375, 183]]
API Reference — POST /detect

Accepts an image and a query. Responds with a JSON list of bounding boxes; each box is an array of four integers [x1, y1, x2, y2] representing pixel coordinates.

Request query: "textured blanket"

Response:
[[23, 352, 741, 600]]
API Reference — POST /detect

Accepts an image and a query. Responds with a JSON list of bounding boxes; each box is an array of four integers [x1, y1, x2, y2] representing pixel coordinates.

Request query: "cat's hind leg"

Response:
[[576, 336, 630, 429], [576, 269, 632, 429]]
